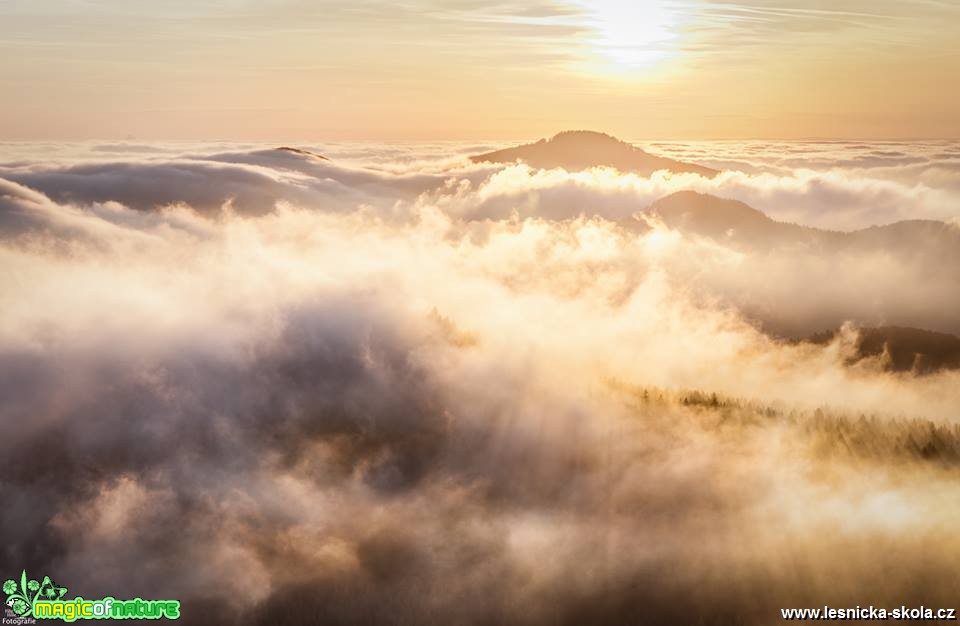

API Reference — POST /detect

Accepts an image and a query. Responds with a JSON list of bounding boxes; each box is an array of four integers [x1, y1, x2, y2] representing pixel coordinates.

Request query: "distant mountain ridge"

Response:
[[471, 131, 718, 177], [634, 190, 960, 344], [805, 326, 960, 374], [640, 191, 960, 257], [276, 146, 329, 160]]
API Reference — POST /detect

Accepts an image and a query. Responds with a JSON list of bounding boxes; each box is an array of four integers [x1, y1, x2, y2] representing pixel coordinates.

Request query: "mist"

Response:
[[2, 139, 960, 625]]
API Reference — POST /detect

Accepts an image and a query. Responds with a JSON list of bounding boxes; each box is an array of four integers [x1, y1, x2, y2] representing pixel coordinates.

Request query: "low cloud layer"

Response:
[[2, 140, 960, 625]]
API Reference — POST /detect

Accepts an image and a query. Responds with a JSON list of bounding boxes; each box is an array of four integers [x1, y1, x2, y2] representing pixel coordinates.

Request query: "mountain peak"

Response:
[[471, 131, 717, 177], [544, 130, 626, 145], [275, 146, 329, 160], [650, 191, 769, 221], [642, 191, 807, 247]]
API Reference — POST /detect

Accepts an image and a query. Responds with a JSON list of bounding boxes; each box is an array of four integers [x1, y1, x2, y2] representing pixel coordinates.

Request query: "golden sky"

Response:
[[2, 0, 959, 140]]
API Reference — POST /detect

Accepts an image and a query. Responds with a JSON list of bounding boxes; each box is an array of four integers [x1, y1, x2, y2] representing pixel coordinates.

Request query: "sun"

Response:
[[570, 0, 688, 75]]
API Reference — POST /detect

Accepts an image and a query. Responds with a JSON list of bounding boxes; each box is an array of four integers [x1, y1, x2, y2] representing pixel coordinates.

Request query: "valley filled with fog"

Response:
[[2, 132, 959, 625]]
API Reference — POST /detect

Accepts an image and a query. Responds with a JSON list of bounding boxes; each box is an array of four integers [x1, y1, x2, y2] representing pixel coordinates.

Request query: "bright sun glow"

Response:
[[571, 0, 687, 74]]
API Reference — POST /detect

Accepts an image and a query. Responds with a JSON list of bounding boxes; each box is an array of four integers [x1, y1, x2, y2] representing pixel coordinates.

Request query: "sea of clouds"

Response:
[[4, 138, 959, 228], [1, 140, 959, 624]]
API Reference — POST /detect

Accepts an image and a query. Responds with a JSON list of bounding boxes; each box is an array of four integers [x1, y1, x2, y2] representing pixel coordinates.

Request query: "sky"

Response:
[[2, 0, 959, 140]]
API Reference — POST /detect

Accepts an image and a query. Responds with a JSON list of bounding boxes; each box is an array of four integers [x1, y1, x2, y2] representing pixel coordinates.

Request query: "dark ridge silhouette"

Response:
[[641, 190, 826, 247], [804, 326, 960, 374], [275, 146, 329, 160], [627, 191, 960, 340], [471, 130, 718, 177], [637, 190, 960, 256]]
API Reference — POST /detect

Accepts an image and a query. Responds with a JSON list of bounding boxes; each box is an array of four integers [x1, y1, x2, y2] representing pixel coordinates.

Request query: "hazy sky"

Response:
[[3, 0, 959, 140]]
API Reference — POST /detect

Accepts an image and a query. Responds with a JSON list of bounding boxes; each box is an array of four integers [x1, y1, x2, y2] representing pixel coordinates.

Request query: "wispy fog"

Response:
[[1, 140, 959, 624]]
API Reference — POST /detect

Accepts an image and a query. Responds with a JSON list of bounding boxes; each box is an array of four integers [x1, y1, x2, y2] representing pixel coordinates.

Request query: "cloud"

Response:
[[2, 141, 960, 624], [0, 147, 496, 216], [424, 159, 959, 230], [5, 139, 959, 229]]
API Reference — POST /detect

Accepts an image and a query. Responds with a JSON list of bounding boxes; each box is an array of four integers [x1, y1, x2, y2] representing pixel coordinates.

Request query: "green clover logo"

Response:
[[3, 570, 66, 618]]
